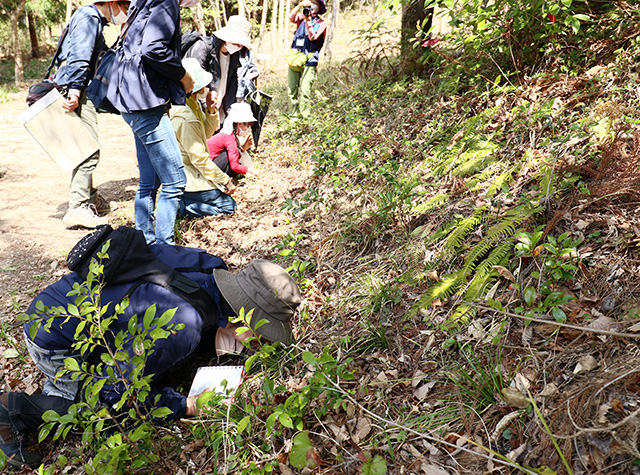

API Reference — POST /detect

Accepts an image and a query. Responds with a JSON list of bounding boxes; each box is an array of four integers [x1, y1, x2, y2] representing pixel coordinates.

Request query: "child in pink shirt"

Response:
[[207, 102, 259, 178]]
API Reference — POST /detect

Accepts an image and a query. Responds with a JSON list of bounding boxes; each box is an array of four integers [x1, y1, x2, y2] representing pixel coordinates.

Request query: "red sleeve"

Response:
[[226, 134, 248, 175], [208, 133, 248, 175]]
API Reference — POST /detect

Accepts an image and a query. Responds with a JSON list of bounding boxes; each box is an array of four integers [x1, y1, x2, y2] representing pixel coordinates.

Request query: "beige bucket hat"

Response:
[[213, 15, 252, 50], [213, 260, 301, 344]]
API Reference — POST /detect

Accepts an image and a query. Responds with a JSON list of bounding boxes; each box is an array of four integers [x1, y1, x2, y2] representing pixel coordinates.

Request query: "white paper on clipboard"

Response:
[[17, 88, 100, 174], [188, 365, 245, 403]]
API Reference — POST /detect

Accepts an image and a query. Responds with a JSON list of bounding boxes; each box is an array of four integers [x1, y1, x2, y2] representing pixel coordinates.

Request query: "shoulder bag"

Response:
[[86, 5, 139, 114]]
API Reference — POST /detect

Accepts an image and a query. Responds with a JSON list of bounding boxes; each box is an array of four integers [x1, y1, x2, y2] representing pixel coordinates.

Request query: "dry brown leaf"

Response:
[[278, 463, 295, 475], [353, 417, 371, 443], [492, 265, 515, 282], [588, 315, 618, 331], [414, 381, 436, 400], [574, 355, 598, 374], [421, 463, 450, 475], [501, 387, 530, 408], [539, 383, 558, 397]]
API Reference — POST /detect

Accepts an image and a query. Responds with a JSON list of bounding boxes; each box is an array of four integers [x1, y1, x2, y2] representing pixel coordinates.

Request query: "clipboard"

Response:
[[188, 365, 245, 403], [17, 88, 100, 174]]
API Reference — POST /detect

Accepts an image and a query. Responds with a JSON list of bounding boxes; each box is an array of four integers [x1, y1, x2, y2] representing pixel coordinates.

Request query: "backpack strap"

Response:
[[45, 25, 70, 80]]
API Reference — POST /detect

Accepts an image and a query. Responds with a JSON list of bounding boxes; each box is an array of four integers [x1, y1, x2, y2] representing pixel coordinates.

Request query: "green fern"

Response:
[[443, 207, 489, 255], [486, 165, 520, 198], [411, 270, 463, 314], [460, 209, 525, 277], [411, 193, 450, 216]]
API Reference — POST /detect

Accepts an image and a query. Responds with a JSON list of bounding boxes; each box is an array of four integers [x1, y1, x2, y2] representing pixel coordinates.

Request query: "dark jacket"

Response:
[[107, 0, 186, 113], [25, 244, 228, 420], [54, 5, 108, 91], [182, 31, 258, 114]]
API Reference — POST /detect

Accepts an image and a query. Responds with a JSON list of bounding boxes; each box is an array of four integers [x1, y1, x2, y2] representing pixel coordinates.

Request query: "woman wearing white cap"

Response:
[[207, 102, 259, 179], [170, 58, 238, 218], [182, 15, 258, 123]]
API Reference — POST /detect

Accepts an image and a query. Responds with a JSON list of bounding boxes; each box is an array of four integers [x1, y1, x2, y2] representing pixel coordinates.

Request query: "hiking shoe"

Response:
[[92, 193, 118, 215], [0, 441, 42, 469], [63, 204, 108, 229]]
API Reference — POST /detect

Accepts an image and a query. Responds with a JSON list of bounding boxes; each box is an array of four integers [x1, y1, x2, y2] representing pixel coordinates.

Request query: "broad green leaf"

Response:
[[290, 431, 316, 469], [302, 351, 317, 366], [523, 286, 537, 306], [237, 415, 251, 434], [552, 307, 567, 323], [129, 425, 148, 442], [362, 454, 387, 475], [279, 412, 294, 428], [143, 304, 157, 330]]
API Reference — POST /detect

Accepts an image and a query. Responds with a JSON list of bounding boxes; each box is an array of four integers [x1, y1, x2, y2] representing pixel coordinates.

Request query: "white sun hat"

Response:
[[212, 15, 252, 49], [181, 58, 213, 93]]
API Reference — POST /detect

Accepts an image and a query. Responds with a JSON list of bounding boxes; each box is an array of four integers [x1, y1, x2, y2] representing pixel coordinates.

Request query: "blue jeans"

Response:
[[25, 336, 80, 401], [180, 189, 237, 218], [121, 107, 186, 244]]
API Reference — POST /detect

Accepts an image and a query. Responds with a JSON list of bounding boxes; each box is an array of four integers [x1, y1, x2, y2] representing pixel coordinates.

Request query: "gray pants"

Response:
[[69, 93, 100, 210]]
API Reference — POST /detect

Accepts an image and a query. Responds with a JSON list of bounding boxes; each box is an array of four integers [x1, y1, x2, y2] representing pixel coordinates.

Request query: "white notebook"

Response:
[[188, 365, 245, 402]]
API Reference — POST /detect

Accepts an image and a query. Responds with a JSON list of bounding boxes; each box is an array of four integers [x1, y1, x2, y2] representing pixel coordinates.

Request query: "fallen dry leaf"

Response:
[[501, 387, 530, 408], [414, 381, 436, 400], [421, 463, 450, 475], [492, 265, 515, 282], [353, 417, 371, 443], [573, 355, 598, 374]]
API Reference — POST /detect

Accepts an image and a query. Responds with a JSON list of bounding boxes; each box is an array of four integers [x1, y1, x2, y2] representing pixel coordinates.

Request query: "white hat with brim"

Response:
[[227, 102, 257, 123], [213, 260, 301, 345], [181, 58, 213, 93], [213, 15, 253, 50]]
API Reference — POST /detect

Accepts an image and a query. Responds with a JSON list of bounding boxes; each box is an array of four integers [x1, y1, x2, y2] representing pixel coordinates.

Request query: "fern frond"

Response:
[[410, 270, 463, 315], [411, 193, 450, 216], [486, 165, 521, 198], [460, 210, 524, 277], [443, 207, 489, 254]]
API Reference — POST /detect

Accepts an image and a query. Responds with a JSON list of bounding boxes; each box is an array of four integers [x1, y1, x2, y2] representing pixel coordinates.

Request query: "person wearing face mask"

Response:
[[170, 58, 238, 218], [0, 241, 301, 468], [52, 0, 130, 229], [288, 0, 327, 121], [182, 15, 258, 125], [106, 0, 196, 245], [206, 102, 259, 181]]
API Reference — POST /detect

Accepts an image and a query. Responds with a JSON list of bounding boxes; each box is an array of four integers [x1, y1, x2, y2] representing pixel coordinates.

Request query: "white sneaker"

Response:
[[63, 204, 109, 229]]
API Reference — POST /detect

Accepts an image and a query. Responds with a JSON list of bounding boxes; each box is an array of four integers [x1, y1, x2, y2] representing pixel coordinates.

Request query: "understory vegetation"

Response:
[[6, 1, 640, 474]]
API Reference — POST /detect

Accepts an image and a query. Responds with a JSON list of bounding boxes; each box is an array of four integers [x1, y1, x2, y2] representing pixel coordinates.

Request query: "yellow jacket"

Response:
[[170, 97, 229, 192]]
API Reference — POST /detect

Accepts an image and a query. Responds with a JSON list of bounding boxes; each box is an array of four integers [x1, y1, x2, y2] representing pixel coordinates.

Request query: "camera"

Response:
[[303, 6, 311, 16]]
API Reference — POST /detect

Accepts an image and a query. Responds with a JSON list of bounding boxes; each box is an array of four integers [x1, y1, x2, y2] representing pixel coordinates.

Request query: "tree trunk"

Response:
[[401, 0, 433, 59], [237, 0, 245, 17], [258, 0, 269, 53], [220, 0, 227, 24], [66, 0, 74, 24], [278, 0, 285, 51], [194, 2, 205, 34], [10, 0, 27, 85], [213, 0, 222, 30], [324, 0, 339, 62], [270, 0, 278, 63], [28, 11, 40, 59]]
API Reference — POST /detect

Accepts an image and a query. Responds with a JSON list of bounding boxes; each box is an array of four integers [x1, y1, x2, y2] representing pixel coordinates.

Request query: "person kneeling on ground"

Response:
[[171, 58, 238, 218], [0, 243, 301, 469], [207, 102, 259, 180]]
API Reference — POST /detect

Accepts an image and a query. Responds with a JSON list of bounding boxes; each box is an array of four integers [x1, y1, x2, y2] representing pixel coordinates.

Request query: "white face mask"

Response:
[[224, 42, 242, 55], [179, 0, 199, 8], [109, 5, 127, 25], [194, 87, 209, 101]]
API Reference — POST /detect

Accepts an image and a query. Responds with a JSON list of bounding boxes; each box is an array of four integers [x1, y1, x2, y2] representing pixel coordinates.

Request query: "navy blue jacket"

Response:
[[54, 5, 108, 91], [25, 244, 227, 419], [107, 0, 186, 113]]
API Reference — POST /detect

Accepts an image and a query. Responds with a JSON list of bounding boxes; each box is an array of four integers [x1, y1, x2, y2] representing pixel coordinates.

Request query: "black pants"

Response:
[[8, 392, 73, 436], [212, 151, 238, 178]]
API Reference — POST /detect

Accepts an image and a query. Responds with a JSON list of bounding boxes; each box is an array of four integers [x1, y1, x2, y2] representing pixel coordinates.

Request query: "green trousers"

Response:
[[69, 93, 100, 209], [287, 65, 317, 120]]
